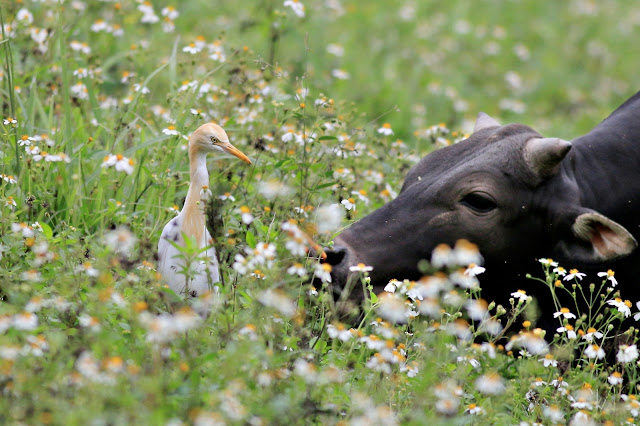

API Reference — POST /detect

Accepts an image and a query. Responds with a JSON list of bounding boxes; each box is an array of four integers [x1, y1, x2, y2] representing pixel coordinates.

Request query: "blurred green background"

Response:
[[7, 0, 639, 143], [173, 0, 640, 141]]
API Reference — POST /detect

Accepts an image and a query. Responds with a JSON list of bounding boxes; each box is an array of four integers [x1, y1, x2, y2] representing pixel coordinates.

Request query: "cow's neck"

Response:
[[565, 107, 640, 226]]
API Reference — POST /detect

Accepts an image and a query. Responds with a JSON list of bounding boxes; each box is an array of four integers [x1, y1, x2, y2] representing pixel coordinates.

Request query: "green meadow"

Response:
[[2, 0, 640, 424]]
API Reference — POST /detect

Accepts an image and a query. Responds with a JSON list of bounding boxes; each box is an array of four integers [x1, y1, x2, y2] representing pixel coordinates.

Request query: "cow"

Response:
[[325, 91, 640, 330]]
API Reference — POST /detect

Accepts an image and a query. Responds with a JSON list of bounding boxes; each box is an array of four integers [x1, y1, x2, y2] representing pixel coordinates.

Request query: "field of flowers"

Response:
[[2, 0, 640, 424]]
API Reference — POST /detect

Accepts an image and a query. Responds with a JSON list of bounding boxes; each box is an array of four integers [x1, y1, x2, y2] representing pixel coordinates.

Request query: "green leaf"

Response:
[[313, 182, 337, 190], [313, 339, 327, 353], [198, 352, 220, 363], [318, 135, 337, 141], [275, 159, 292, 168], [246, 231, 256, 249], [40, 222, 53, 239], [239, 290, 253, 304], [369, 289, 379, 304]]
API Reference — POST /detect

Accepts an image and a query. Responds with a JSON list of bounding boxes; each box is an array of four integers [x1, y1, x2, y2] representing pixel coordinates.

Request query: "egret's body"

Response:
[[158, 123, 251, 297]]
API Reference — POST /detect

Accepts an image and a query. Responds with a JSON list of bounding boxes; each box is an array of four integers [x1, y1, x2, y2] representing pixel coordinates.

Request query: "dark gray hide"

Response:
[[327, 91, 640, 321]]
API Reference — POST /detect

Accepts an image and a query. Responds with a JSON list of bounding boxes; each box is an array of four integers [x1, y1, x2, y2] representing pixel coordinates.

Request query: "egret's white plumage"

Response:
[[158, 123, 251, 297]]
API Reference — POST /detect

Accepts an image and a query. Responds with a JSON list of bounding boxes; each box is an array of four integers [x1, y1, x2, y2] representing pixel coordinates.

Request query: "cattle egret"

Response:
[[158, 123, 251, 297]]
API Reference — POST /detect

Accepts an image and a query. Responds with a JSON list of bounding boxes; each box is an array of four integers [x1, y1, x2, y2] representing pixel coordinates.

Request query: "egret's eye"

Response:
[[461, 192, 497, 213], [210, 136, 219, 143]]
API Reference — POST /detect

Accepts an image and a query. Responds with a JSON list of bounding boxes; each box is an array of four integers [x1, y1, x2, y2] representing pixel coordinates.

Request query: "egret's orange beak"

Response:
[[220, 142, 252, 164]]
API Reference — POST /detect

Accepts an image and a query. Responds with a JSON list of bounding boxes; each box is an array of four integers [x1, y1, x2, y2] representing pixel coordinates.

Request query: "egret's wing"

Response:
[[158, 217, 220, 297], [187, 227, 220, 295], [158, 217, 188, 294], [203, 227, 220, 282]]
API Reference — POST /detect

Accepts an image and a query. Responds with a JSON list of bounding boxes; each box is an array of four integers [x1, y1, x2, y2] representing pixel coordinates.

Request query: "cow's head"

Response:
[[326, 113, 637, 297]]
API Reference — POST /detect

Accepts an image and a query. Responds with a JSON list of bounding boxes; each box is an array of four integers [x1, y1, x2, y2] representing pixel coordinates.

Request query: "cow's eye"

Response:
[[461, 193, 497, 213]]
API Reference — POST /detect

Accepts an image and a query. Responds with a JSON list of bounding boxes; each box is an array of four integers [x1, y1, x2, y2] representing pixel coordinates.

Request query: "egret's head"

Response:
[[189, 123, 252, 164]]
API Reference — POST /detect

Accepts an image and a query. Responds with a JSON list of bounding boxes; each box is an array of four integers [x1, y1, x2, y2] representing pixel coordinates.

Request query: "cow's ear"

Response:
[[473, 113, 501, 132], [555, 210, 637, 262]]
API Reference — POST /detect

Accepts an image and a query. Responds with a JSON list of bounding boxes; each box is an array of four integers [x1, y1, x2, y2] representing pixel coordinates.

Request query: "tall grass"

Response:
[[1, 1, 640, 424]]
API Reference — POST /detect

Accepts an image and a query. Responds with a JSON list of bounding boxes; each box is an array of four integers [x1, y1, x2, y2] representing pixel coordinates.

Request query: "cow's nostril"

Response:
[[324, 245, 348, 266]]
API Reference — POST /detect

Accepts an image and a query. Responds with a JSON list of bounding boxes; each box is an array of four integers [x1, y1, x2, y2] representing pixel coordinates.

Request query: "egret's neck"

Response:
[[180, 147, 209, 247], [185, 149, 209, 208]]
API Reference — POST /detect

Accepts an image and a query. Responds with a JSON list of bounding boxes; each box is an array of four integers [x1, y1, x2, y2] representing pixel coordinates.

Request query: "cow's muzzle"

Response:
[[324, 237, 354, 292]]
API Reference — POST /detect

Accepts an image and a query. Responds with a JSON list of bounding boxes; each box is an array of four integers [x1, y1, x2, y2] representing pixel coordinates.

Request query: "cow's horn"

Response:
[[524, 137, 572, 179], [473, 112, 501, 132]]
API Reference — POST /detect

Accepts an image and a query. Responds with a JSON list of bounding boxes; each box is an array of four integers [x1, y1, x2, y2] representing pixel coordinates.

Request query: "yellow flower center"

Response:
[[133, 301, 148, 312], [106, 356, 123, 368]]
